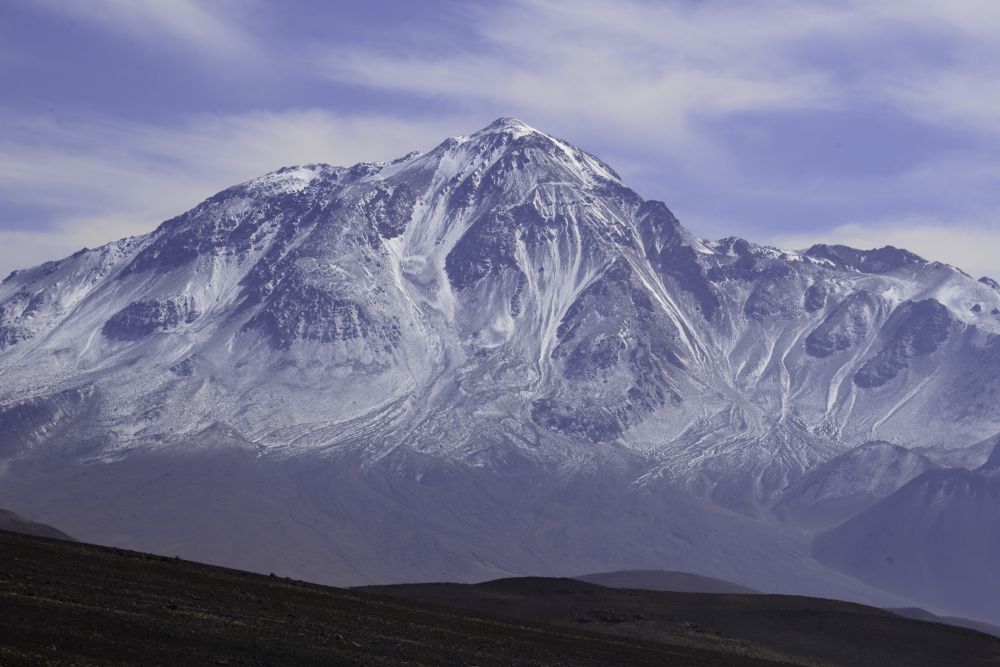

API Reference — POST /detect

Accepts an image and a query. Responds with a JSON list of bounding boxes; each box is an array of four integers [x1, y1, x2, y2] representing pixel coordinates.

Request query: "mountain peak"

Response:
[[475, 116, 539, 137], [430, 116, 621, 186]]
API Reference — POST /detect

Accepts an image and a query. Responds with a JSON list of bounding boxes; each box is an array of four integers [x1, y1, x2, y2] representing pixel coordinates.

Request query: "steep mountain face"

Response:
[[987, 438, 1000, 468], [1, 118, 999, 620], [814, 450, 1000, 624], [772, 441, 940, 530]]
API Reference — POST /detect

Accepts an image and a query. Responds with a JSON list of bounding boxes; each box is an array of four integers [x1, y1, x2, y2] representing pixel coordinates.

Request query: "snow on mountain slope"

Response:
[[1, 118, 999, 619], [3, 119, 998, 492]]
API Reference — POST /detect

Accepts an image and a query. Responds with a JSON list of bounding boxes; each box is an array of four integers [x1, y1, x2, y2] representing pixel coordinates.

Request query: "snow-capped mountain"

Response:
[[2, 118, 999, 622]]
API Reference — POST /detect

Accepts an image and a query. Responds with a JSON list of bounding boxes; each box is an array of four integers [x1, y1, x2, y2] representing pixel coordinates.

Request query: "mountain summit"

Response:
[[2, 119, 999, 623]]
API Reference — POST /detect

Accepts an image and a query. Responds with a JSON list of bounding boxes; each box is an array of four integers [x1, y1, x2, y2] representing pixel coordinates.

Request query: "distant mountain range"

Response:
[[1, 118, 998, 624]]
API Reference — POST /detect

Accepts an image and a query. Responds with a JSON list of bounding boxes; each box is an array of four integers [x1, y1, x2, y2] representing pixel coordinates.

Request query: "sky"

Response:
[[3, 0, 1000, 279]]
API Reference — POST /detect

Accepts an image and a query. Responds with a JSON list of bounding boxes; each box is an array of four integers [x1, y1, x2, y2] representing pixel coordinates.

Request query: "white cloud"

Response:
[[319, 0, 846, 149], [315, 0, 1000, 147], [886, 71, 1000, 137], [27, 0, 258, 61], [857, 1, 1000, 137], [7, 0, 1000, 280]]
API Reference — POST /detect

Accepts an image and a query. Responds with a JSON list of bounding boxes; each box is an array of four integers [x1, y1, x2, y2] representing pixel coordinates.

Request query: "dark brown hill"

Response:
[[364, 577, 1000, 666], [0, 530, 777, 666]]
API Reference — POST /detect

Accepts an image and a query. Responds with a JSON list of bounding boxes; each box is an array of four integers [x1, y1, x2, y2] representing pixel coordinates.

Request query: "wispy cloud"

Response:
[[27, 0, 259, 60], [887, 72, 1000, 137], [5, 0, 1000, 279], [315, 0, 1000, 164], [320, 0, 845, 147]]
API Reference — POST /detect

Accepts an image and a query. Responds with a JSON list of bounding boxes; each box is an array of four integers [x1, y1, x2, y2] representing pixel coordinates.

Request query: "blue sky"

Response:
[[3, 0, 1000, 279]]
